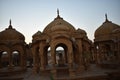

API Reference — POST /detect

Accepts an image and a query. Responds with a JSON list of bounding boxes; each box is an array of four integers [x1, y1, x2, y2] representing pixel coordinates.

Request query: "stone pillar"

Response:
[[32, 48, 39, 74], [94, 45, 98, 64], [65, 50, 68, 63], [0, 61, 1, 68], [39, 42, 48, 72], [8, 51, 13, 70], [20, 53, 23, 68], [77, 39, 84, 73], [50, 45, 57, 77], [44, 50, 48, 65], [118, 41, 120, 63], [0, 54, 2, 68], [97, 44, 102, 64], [68, 45, 75, 77], [40, 46, 45, 71], [23, 47, 27, 70], [20, 51, 26, 70]]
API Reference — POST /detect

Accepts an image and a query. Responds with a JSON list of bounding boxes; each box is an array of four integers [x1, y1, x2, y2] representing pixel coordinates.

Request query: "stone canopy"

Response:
[[94, 14, 120, 67], [0, 20, 27, 71], [31, 11, 92, 77]]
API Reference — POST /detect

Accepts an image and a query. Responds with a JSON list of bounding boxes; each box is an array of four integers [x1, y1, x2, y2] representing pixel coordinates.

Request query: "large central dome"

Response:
[[43, 13, 75, 33]]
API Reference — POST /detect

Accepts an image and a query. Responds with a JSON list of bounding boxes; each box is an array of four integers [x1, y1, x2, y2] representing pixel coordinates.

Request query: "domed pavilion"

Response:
[[94, 14, 120, 66], [31, 10, 92, 77], [0, 20, 27, 71]]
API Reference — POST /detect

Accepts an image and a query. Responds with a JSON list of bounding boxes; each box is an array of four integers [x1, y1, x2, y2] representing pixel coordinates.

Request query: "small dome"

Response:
[[0, 21, 25, 41], [77, 28, 86, 35], [32, 31, 42, 38], [95, 15, 120, 38], [43, 15, 75, 33]]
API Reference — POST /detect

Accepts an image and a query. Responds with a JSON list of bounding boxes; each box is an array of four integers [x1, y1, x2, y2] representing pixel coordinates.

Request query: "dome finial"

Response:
[[57, 8, 59, 16], [8, 19, 12, 29], [105, 13, 109, 22], [55, 9, 63, 20], [56, 8, 61, 19], [10, 19, 11, 25]]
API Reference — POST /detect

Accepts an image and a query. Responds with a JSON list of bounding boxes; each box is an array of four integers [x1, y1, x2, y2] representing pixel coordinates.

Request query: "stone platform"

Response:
[[0, 64, 120, 80], [54, 64, 120, 80]]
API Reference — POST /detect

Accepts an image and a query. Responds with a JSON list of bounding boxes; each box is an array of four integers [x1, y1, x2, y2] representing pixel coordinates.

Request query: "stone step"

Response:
[[0, 74, 9, 77], [54, 75, 108, 80], [107, 71, 120, 80], [0, 77, 23, 80]]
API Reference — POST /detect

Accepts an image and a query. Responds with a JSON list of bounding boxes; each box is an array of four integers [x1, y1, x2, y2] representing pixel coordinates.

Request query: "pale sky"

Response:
[[0, 0, 120, 43]]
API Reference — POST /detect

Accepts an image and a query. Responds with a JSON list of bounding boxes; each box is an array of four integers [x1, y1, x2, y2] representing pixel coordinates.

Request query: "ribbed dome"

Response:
[[0, 22, 25, 41], [43, 15, 75, 33], [95, 15, 120, 38]]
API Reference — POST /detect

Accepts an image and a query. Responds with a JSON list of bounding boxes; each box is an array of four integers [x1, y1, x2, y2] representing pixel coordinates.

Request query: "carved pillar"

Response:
[[118, 41, 120, 63], [77, 39, 84, 72], [44, 50, 48, 65], [24, 47, 27, 69], [8, 50, 13, 70], [68, 45, 75, 77], [50, 45, 57, 77], [118, 40, 120, 63], [20, 49, 26, 70], [65, 50, 68, 63], [0, 54, 2, 68], [32, 47, 39, 74], [95, 43, 100, 64], [94, 44, 98, 64], [39, 44, 45, 71], [20, 52, 24, 68], [98, 44, 102, 64]]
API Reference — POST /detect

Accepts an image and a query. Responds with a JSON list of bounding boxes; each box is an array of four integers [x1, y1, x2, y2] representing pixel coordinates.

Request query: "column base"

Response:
[[40, 66, 45, 71], [69, 68, 76, 77], [76, 65, 85, 74], [21, 66, 27, 71], [8, 66, 13, 71], [51, 69, 57, 78], [32, 66, 39, 74]]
